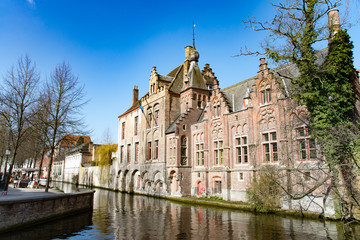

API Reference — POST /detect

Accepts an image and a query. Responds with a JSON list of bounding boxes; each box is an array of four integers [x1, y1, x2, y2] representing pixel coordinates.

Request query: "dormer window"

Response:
[[244, 98, 249, 108]]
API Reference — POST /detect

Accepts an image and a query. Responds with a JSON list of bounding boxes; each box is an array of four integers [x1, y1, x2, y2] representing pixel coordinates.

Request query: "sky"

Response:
[[0, 0, 359, 144]]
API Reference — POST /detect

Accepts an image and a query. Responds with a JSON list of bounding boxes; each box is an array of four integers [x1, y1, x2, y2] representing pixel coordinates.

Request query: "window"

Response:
[[262, 132, 278, 163], [214, 102, 221, 117], [239, 172, 244, 181], [297, 127, 316, 161], [127, 144, 131, 163], [235, 136, 248, 164], [154, 110, 159, 127], [214, 140, 224, 165], [154, 140, 159, 160], [148, 112, 152, 128], [214, 180, 222, 194], [195, 143, 205, 166], [261, 88, 271, 104], [244, 98, 249, 108], [135, 142, 139, 163], [122, 122, 125, 139], [181, 136, 187, 165], [134, 116, 138, 136], [120, 146, 124, 163], [148, 142, 152, 160]]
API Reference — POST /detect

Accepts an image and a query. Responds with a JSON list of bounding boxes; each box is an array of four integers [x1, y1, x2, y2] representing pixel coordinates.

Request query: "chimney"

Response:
[[259, 58, 267, 71], [184, 46, 194, 62], [328, 9, 340, 39], [184, 46, 194, 79], [133, 85, 139, 106]]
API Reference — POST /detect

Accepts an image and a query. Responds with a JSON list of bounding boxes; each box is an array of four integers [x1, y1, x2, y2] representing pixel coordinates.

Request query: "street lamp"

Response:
[[2, 148, 11, 181]]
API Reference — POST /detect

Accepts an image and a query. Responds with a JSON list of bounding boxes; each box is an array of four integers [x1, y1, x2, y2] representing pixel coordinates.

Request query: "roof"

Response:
[[60, 135, 92, 146], [118, 101, 140, 119], [165, 114, 182, 134], [221, 48, 329, 112], [180, 62, 208, 92], [222, 76, 257, 112], [168, 64, 184, 94]]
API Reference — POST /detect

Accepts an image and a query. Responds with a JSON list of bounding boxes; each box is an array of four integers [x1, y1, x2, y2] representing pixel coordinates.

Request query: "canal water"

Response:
[[2, 183, 359, 240]]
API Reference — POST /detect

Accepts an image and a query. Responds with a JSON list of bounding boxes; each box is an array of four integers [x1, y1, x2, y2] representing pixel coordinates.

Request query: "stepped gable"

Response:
[[202, 64, 219, 88]]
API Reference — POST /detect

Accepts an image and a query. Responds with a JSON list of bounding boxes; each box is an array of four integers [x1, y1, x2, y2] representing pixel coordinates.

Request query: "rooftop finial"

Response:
[[193, 21, 196, 49]]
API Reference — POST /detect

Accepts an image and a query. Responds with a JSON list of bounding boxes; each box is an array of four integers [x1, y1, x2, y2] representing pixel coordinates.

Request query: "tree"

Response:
[[31, 93, 51, 180], [44, 62, 87, 192], [242, 0, 360, 219], [95, 144, 117, 166], [0, 56, 39, 191], [246, 166, 282, 211]]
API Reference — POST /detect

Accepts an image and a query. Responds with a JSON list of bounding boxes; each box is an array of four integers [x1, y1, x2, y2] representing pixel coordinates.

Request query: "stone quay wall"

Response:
[[0, 190, 94, 232]]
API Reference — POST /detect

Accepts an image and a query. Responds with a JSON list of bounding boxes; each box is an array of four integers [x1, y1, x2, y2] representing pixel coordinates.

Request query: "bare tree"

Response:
[[0, 55, 39, 191], [44, 62, 87, 192], [31, 93, 51, 180], [102, 127, 114, 144]]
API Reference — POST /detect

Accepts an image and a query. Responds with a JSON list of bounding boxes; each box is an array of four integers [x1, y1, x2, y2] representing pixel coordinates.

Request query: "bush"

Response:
[[246, 165, 282, 211]]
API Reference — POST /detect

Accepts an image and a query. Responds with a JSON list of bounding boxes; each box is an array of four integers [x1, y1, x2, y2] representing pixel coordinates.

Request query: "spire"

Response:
[[193, 21, 196, 49]]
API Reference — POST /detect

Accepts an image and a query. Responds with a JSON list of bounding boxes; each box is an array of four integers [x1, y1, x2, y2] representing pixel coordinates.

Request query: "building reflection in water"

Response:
[[2, 186, 359, 239], [91, 189, 359, 240]]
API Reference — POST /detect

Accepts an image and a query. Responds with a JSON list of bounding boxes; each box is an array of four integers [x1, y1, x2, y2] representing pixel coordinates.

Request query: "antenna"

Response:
[[193, 21, 196, 49]]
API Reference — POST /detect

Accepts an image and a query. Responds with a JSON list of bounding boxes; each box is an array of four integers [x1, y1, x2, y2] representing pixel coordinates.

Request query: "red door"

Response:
[[197, 182, 202, 196]]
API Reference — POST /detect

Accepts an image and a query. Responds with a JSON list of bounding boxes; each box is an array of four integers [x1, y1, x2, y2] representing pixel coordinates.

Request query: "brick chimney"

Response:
[[132, 85, 139, 106], [328, 9, 340, 39], [259, 58, 267, 71]]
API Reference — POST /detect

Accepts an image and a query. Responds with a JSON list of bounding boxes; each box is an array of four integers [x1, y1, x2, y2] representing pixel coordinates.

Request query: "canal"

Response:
[[2, 183, 359, 240]]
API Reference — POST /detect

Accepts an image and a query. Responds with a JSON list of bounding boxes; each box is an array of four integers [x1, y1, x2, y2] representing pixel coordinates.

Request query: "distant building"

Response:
[[37, 134, 92, 180]]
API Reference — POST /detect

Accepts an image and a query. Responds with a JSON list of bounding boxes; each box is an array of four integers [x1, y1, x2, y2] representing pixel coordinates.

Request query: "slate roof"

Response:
[[222, 76, 257, 112], [165, 114, 182, 134], [180, 63, 208, 92], [168, 65, 184, 94]]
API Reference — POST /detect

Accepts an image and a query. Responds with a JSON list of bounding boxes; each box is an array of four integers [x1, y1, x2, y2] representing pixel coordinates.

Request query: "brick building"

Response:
[[117, 10, 359, 214]]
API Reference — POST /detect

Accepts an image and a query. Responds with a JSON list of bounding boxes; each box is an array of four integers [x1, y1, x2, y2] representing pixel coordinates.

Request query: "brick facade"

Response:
[[117, 41, 359, 215]]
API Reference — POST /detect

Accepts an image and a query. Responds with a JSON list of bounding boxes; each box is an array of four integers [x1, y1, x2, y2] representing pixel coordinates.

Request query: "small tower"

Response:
[[179, 46, 209, 113]]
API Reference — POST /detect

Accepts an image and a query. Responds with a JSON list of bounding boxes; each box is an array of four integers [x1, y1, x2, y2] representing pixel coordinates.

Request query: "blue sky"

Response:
[[0, 0, 359, 143]]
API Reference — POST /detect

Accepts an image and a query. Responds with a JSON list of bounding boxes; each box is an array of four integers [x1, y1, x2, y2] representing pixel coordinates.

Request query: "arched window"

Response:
[[154, 104, 159, 127], [214, 101, 221, 117], [181, 136, 187, 165]]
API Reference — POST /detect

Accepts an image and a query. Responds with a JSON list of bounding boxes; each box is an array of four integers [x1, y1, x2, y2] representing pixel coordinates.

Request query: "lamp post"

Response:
[[2, 148, 11, 181]]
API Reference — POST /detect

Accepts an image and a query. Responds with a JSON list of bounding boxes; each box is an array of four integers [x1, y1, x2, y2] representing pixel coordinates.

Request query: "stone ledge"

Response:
[[0, 190, 94, 233]]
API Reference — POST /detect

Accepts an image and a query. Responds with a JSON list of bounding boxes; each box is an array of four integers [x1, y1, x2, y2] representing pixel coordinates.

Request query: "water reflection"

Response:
[[89, 189, 359, 240], [3, 183, 360, 240]]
